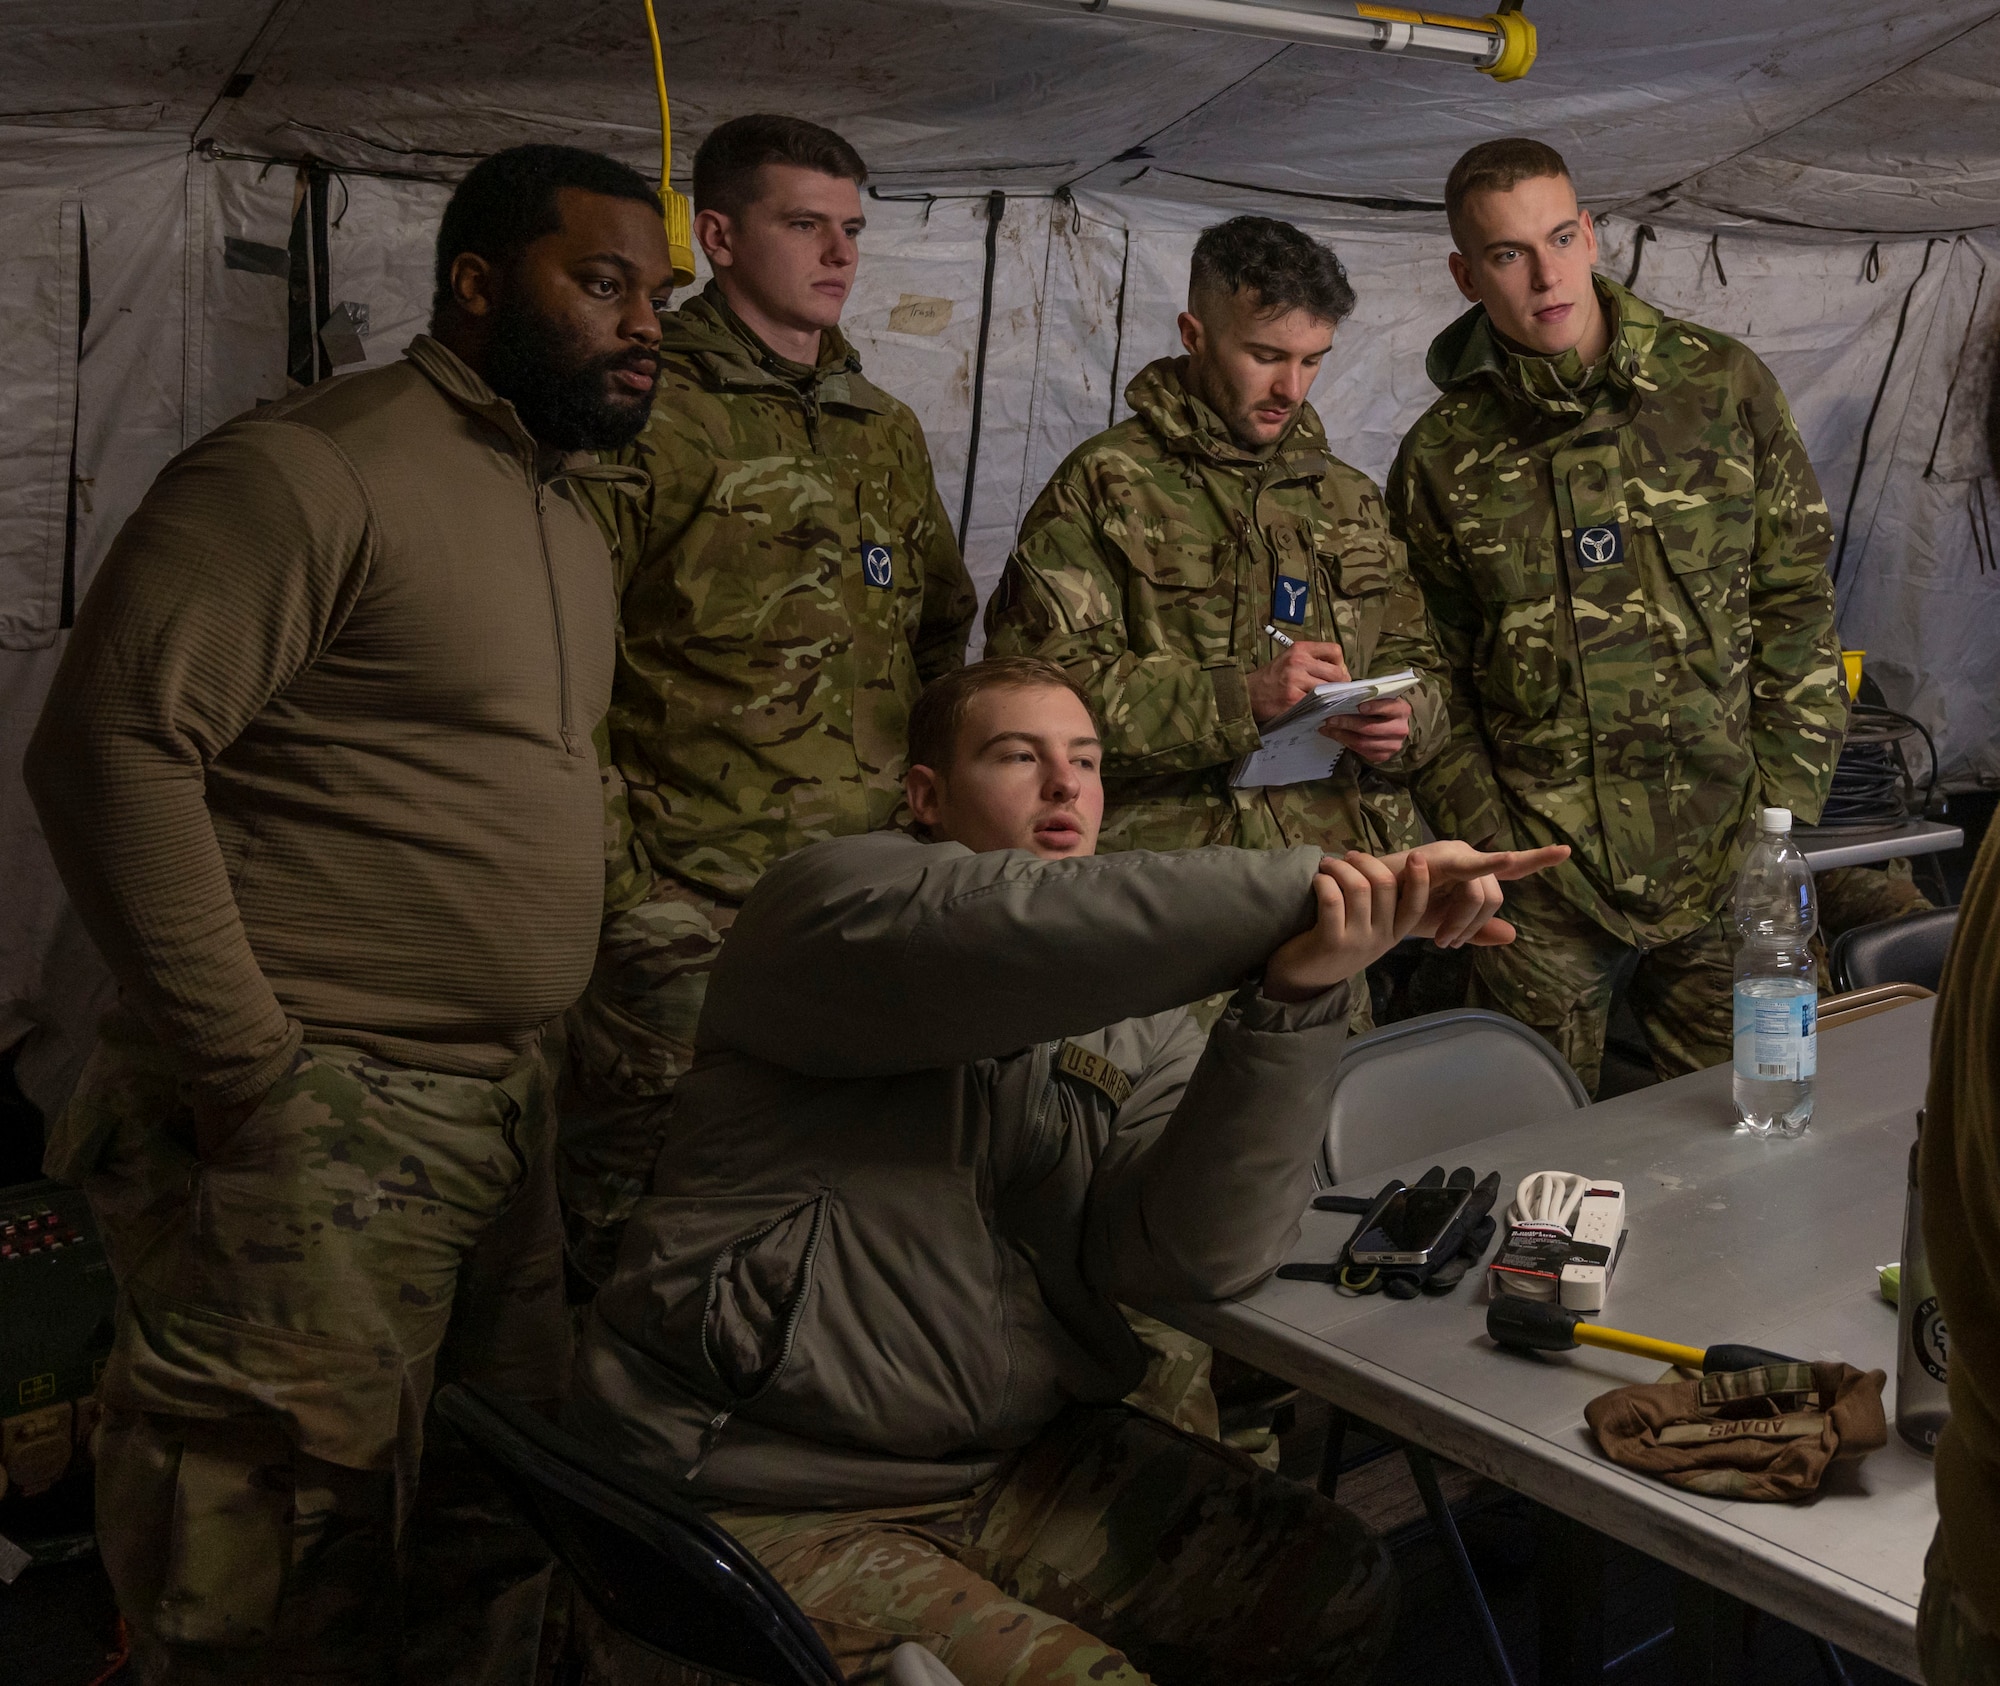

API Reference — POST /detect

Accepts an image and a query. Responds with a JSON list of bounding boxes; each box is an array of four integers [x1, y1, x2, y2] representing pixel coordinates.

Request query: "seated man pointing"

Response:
[[568, 656, 1564, 1686]]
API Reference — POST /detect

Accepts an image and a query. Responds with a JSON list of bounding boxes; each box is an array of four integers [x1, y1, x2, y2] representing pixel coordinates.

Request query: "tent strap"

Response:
[[958, 191, 1007, 552], [61, 207, 91, 629], [1106, 227, 1131, 430]]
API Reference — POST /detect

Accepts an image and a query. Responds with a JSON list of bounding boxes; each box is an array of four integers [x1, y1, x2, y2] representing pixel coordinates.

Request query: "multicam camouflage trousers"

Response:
[[1818, 857, 1934, 936], [49, 1016, 569, 1686], [1922, 1526, 2000, 1685], [1470, 860, 1938, 1096], [1469, 874, 1734, 1098], [560, 881, 738, 1288], [574, 1406, 1394, 1686]]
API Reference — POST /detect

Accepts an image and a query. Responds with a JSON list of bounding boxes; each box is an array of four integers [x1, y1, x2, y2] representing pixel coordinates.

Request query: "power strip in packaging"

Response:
[[1558, 1183, 1626, 1312], [1488, 1175, 1626, 1314]]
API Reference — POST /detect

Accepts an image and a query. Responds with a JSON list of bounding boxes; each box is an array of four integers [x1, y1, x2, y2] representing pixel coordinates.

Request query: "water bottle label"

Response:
[[1733, 986, 1817, 1081], [1912, 1295, 1949, 1384]]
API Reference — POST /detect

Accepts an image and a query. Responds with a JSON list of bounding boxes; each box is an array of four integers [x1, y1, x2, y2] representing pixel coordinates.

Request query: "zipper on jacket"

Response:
[[686, 1406, 734, 1481], [1008, 1040, 1065, 1195], [799, 389, 821, 452], [532, 479, 578, 755], [992, 1047, 1061, 1434], [686, 1189, 833, 1482]]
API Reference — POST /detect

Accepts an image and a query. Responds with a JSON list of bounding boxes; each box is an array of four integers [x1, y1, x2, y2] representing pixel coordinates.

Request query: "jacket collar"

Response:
[[1123, 356, 1333, 481], [1424, 276, 1661, 419], [662, 284, 891, 414], [402, 334, 646, 487]]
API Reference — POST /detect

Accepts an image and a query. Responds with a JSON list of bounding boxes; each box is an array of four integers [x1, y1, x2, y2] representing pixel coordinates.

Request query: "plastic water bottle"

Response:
[[1896, 1110, 1950, 1452], [1731, 806, 1818, 1137]]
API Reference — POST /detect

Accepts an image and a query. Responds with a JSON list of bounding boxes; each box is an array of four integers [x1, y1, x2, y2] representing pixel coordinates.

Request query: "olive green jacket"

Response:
[[567, 832, 1347, 1507], [1926, 821, 2000, 1634], [583, 286, 977, 907], [985, 358, 1447, 857], [27, 339, 626, 1108], [1388, 278, 1846, 945]]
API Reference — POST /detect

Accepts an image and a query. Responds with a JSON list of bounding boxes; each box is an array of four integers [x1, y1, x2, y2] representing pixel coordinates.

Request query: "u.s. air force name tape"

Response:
[[1058, 1040, 1133, 1107]]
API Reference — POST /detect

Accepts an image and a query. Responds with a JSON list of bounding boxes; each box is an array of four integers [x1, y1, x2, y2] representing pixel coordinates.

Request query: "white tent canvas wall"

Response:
[[4, 0, 1999, 1112]]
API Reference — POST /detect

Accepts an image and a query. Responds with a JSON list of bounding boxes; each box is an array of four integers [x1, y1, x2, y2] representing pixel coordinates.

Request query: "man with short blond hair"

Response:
[[564, 113, 976, 1284], [1390, 136, 1846, 1095], [569, 656, 1564, 1686]]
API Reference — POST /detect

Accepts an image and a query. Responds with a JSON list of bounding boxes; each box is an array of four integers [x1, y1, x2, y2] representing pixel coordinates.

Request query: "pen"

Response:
[[1263, 623, 1295, 648]]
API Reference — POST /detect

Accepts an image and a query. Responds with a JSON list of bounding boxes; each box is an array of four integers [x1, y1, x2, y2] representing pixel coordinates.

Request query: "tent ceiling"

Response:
[[2, 1, 1999, 230], [1097, 1, 2000, 230]]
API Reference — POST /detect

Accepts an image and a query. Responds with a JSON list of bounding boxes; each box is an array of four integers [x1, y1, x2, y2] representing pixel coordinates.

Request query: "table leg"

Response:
[[1407, 1446, 1519, 1686], [1670, 1571, 1750, 1686], [1535, 1508, 1604, 1686], [1318, 1408, 1349, 1501]]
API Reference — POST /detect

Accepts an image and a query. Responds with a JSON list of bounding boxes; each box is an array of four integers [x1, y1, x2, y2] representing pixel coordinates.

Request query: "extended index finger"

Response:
[[1481, 843, 1571, 882]]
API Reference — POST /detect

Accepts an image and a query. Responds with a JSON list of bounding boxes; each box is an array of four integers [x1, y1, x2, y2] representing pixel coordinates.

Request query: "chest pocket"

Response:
[[1120, 532, 1232, 664], [1455, 530, 1566, 721], [1653, 496, 1756, 691], [679, 454, 845, 641], [1309, 527, 1394, 662]]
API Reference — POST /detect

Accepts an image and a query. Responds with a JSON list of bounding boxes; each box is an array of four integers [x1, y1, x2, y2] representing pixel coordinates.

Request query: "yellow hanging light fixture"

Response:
[[641, 0, 698, 285]]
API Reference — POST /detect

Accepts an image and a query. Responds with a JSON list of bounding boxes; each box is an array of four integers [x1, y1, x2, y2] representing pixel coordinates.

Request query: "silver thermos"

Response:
[[1897, 1108, 1950, 1452]]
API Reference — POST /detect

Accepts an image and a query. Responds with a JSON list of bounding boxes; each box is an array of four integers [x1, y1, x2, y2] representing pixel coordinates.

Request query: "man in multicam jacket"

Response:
[[566, 114, 976, 1283], [986, 216, 1448, 1034], [1389, 138, 1846, 1096]]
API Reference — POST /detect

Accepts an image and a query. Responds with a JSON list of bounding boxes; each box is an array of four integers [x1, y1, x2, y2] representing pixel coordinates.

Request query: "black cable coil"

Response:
[[1817, 701, 1940, 830]]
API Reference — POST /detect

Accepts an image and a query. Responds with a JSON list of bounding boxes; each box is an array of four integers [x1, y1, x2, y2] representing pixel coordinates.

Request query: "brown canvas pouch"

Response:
[[1584, 1361, 1888, 1500]]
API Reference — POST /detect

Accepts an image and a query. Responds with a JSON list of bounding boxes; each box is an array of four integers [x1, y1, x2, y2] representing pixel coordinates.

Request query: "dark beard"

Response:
[[481, 292, 658, 452]]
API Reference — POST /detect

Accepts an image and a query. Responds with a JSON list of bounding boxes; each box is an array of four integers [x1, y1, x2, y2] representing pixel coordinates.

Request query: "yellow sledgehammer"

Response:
[[1487, 1296, 1795, 1374]]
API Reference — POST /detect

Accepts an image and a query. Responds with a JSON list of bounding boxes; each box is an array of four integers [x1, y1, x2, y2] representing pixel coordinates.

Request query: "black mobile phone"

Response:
[[1348, 1186, 1473, 1266]]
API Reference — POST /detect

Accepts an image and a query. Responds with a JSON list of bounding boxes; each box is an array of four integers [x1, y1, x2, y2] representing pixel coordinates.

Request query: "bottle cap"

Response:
[[1761, 807, 1793, 833]]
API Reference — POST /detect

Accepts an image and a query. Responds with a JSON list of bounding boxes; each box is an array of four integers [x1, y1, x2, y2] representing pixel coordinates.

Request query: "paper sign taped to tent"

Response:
[[887, 294, 954, 336]]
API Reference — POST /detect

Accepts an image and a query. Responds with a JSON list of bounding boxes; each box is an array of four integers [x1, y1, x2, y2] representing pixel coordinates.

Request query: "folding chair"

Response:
[[1322, 1007, 1589, 1187], [433, 1382, 962, 1686], [1818, 982, 1933, 1033], [1830, 906, 1959, 994]]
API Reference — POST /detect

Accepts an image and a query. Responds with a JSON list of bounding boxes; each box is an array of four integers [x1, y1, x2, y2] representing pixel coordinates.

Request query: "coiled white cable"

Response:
[[1508, 1170, 1590, 1232], [1491, 1172, 1594, 1303]]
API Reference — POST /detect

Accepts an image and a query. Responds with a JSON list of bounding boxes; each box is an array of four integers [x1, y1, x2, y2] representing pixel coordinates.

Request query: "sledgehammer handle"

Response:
[[1571, 1323, 1706, 1371], [1487, 1295, 1705, 1366], [1486, 1295, 1787, 1372]]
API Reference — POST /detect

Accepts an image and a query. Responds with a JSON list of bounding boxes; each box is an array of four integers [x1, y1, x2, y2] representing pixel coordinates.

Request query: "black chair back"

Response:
[[433, 1382, 843, 1686], [1830, 907, 1959, 994]]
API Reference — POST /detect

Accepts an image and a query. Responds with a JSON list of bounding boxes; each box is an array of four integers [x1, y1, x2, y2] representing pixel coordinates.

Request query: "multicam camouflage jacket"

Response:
[[1387, 278, 1846, 946], [583, 285, 977, 907], [985, 358, 1447, 858]]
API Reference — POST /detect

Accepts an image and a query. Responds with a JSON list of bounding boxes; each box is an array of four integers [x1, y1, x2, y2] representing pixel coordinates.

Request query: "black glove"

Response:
[[1280, 1167, 1501, 1298]]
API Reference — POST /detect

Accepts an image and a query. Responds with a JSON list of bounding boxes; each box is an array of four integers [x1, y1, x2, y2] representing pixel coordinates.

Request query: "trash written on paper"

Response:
[[1229, 670, 1424, 789]]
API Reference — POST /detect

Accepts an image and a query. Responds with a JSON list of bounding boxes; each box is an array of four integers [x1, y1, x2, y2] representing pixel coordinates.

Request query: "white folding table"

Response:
[[1142, 1001, 1937, 1682]]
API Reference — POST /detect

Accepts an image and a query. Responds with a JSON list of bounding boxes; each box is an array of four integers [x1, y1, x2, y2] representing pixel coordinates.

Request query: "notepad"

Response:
[[1229, 670, 1423, 789]]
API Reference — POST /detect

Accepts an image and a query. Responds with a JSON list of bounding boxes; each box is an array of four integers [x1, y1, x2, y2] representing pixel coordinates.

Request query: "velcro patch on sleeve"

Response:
[[1057, 1040, 1133, 1108]]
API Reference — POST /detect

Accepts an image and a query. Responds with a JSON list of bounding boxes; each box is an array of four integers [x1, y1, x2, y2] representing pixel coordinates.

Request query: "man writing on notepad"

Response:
[[986, 215, 1447, 1039]]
